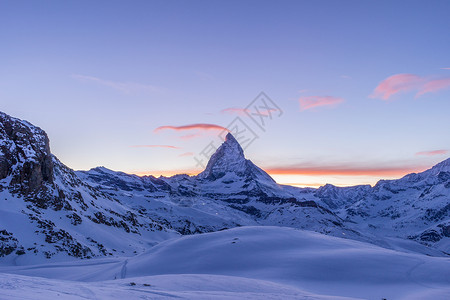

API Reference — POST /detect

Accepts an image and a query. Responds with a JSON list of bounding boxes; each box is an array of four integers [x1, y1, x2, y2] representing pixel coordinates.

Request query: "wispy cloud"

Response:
[[370, 74, 423, 100], [179, 152, 194, 157], [441, 67, 450, 70], [265, 164, 427, 177], [416, 78, 450, 97], [416, 149, 448, 156], [154, 123, 228, 133], [130, 145, 180, 149], [180, 133, 203, 140], [299, 96, 344, 111], [220, 108, 250, 116], [264, 162, 430, 177], [72, 74, 160, 94], [370, 73, 450, 100]]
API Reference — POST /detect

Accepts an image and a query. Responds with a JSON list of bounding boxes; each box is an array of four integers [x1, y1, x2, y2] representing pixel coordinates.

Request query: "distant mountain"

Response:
[[80, 132, 356, 241], [339, 157, 450, 251], [0, 111, 449, 265], [78, 134, 450, 254]]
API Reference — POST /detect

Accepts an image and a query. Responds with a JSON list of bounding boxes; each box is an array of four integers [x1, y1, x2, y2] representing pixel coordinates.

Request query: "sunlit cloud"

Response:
[[72, 74, 160, 94], [220, 107, 250, 116], [416, 149, 448, 156], [370, 74, 423, 100], [416, 78, 450, 97], [299, 96, 344, 111], [179, 152, 194, 157], [180, 133, 203, 140], [154, 123, 228, 133], [441, 67, 450, 70], [370, 73, 450, 99], [130, 145, 180, 149], [265, 163, 428, 177], [255, 108, 280, 116]]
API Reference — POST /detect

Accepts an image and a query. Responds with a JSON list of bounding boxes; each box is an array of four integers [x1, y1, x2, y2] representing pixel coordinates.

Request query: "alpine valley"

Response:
[[0, 111, 449, 299]]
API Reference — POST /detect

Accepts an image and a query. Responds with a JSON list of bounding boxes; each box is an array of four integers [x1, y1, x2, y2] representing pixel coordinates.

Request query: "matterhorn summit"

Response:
[[197, 133, 275, 183]]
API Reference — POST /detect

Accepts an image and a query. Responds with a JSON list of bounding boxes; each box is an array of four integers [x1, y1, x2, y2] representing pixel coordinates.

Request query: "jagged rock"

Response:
[[0, 112, 53, 195]]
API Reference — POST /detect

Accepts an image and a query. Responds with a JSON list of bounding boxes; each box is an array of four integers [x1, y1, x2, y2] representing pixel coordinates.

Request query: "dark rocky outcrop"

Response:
[[0, 112, 54, 195]]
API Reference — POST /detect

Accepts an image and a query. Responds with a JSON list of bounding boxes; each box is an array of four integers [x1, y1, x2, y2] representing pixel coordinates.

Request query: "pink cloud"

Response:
[[299, 96, 344, 111], [179, 152, 194, 157], [417, 78, 450, 97], [255, 108, 280, 116], [265, 164, 428, 177], [441, 67, 450, 70], [154, 123, 229, 133], [221, 108, 250, 116], [130, 145, 180, 149], [370, 74, 423, 100], [371, 73, 450, 100], [416, 150, 448, 156], [179, 133, 203, 140]]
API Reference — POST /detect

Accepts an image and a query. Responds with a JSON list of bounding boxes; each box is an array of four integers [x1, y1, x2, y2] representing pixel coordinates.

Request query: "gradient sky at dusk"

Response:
[[1, 0, 449, 187]]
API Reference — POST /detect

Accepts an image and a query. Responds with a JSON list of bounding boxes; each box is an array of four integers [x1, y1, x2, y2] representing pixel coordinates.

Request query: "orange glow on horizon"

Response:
[[264, 166, 428, 177], [128, 164, 430, 188]]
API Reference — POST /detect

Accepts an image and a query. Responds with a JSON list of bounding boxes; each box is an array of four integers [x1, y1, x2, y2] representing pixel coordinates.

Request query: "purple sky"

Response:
[[1, 0, 449, 186]]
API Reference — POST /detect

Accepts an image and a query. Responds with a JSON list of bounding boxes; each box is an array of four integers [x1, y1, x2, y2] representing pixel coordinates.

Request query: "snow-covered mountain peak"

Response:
[[218, 132, 245, 160], [87, 166, 119, 175], [392, 157, 450, 184], [197, 133, 246, 179], [224, 132, 242, 150], [430, 157, 450, 173], [196, 133, 276, 185]]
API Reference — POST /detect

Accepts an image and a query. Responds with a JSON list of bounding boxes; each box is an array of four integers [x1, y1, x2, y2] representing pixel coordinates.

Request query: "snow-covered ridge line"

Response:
[[1, 110, 449, 265]]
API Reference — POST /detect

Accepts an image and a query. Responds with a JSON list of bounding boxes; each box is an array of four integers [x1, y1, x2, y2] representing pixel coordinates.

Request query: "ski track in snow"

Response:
[[120, 260, 128, 279]]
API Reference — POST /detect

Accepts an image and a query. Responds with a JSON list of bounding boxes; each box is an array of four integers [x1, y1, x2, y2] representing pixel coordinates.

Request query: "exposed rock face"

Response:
[[0, 112, 53, 195]]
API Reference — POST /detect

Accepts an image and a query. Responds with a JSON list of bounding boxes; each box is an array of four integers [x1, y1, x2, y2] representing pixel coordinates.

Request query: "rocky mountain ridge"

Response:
[[0, 112, 177, 263], [0, 111, 449, 264]]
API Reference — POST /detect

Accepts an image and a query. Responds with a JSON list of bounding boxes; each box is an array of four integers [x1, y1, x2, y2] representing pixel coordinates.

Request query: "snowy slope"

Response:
[[2, 226, 449, 299], [0, 273, 358, 300]]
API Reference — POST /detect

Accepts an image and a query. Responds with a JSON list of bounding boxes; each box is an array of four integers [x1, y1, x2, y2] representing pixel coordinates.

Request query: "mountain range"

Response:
[[0, 110, 449, 265]]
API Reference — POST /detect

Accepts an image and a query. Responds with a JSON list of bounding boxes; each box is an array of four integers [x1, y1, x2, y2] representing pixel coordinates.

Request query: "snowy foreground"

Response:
[[1, 226, 449, 300]]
